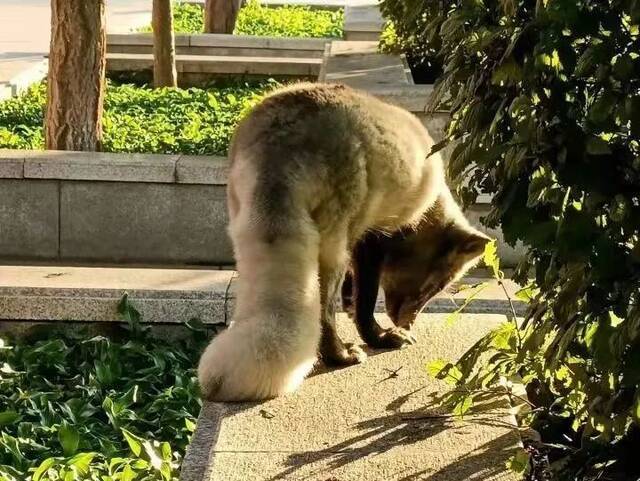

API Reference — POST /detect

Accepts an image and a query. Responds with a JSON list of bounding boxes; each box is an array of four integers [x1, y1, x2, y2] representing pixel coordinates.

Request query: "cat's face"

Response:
[[380, 226, 490, 329]]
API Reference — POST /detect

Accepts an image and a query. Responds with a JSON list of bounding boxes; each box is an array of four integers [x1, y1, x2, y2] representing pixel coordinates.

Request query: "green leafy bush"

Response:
[[0, 305, 208, 481], [378, 2, 442, 83], [392, 0, 640, 479], [0, 80, 276, 155], [142, 1, 343, 38], [234, 1, 343, 38]]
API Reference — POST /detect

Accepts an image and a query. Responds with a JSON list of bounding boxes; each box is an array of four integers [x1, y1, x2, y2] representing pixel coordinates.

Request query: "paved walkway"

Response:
[[181, 313, 522, 481], [0, 0, 152, 87]]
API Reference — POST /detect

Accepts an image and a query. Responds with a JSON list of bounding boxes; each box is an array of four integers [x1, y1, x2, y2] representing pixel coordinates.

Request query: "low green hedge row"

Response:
[[0, 80, 278, 155], [143, 1, 344, 38]]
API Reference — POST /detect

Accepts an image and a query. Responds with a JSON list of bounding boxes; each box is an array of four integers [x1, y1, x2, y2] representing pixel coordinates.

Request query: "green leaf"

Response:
[[483, 240, 500, 278], [32, 458, 58, 481], [586, 137, 612, 155], [0, 411, 20, 426], [58, 423, 80, 457], [514, 286, 535, 302], [121, 429, 143, 457], [453, 396, 473, 417], [506, 448, 530, 474], [66, 452, 96, 475], [122, 464, 136, 481]]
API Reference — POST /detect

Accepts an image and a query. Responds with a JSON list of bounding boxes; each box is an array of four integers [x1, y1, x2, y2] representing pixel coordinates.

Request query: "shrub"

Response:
[[142, 1, 344, 38], [234, 1, 343, 38], [0, 303, 208, 481], [0, 80, 277, 155], [378, 1, 443, 83], [391, 0, 640, 479]]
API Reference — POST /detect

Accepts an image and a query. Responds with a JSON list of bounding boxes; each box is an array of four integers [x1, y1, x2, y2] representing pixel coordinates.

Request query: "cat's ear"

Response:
[[457, 229, 491, 258]]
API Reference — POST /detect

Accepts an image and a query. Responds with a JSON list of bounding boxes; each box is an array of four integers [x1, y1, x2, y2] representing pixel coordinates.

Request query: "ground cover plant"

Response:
[[0, 300, 209, 481], [0, 80, 277, 155], [144, 1, 343, 38], [391, 0, 640, 479]]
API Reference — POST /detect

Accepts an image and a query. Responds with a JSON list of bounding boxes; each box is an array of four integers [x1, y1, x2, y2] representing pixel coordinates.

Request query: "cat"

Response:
[[197, 82, 489, 401], [339, 190, 490, 351]]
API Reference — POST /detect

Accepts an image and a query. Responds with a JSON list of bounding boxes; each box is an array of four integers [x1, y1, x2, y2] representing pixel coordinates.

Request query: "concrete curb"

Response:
[[180, 313, 523, 481], [0, 266, 526, 324]]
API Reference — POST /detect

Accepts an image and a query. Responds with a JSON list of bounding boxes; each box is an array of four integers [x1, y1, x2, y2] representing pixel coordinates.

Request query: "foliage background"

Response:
[[0, 305, 209, 481], [143, 1, 344, 38], [381, 0, 640, 479], [0, 81, 275, 155]]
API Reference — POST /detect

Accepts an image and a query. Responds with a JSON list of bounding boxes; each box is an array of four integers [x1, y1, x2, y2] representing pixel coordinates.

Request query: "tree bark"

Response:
[[45, 0, 106, 151], [204, 0, 242, 34], [152, 0, 178, 88]]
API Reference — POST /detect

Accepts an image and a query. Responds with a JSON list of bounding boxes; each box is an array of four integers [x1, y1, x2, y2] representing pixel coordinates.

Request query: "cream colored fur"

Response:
[[198, 83, 449, 401]]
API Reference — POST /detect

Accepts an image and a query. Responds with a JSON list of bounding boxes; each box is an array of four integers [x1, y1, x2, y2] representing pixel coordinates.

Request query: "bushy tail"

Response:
[[198, 186, 321, 401]]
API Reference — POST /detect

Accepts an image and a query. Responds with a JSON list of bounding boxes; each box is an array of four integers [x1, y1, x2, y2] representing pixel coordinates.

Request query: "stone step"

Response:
[[344, 4, 385, 41], [0, 266, 526, 325], [106, 53, 322, 77], [107, 33, 328, 58], [320, 41, 412, 88], [180, 313, 522, 481]]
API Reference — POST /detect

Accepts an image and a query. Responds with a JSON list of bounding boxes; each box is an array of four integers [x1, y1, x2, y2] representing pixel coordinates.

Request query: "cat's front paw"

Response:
[[368, 327, 416, 349], [323, 342, 367, 366]]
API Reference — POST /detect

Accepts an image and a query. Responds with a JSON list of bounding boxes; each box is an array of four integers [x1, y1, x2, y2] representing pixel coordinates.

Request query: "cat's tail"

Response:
[[198, 178, 321, 401]]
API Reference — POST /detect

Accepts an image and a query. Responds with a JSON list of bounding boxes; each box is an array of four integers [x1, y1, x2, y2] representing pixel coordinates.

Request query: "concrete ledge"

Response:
[[344, 4, 384, 41], [0, 266, 526, 325], [108, 33, 329, 59], [0, 266, 233, 324], [1, 150, 226, 185], [180, 313, 521, 481], [107, 53, 322, 77]]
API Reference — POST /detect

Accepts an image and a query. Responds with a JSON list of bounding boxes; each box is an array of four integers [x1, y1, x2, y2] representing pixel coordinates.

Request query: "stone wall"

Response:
[[0, 150, 233, 266]]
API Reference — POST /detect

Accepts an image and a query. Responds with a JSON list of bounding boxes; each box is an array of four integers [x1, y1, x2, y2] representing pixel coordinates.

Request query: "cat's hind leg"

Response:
[[319, 236, 366, 366]]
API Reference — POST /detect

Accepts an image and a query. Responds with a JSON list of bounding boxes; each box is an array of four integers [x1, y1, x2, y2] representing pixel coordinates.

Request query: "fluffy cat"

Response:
[[198, 82, 488, 401]]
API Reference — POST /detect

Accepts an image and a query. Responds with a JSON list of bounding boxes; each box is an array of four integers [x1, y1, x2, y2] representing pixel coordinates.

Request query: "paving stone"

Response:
[[180, 313, 522, 481]]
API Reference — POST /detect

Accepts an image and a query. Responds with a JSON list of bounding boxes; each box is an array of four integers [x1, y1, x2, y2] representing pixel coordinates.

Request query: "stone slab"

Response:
[[344, 4, 385, 40], [369, 84, 436, 112], [177, 156, 228, 185], [226, 274, 527, 316], [107, 33, 191, 46], [0, 266, 233, 324], [23, 150, 180, 183], [323, 53, 409, 88], [0, 150, 25, 178], [107, 53, 322, 77], [188, 34, 328, 50], [0, 179, 59, 260], [59, 181, 233, 265], [328, 40, 378, 55], [180, 313, 521, 481], [107, 33, 328, 52]]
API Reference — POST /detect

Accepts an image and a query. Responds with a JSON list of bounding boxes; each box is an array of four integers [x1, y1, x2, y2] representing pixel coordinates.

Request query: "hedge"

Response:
[[382, 0, 640, 479], [0, 80, 277, 155]]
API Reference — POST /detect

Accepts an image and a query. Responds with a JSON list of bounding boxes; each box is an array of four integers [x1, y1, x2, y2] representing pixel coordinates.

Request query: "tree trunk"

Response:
[[45, 0, 106, 151], [152, 0, 177, 88], [204, 0, 242, 34]]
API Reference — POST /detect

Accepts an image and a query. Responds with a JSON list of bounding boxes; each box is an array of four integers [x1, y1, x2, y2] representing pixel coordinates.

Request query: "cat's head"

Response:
[[380, 219, 491, 329]]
